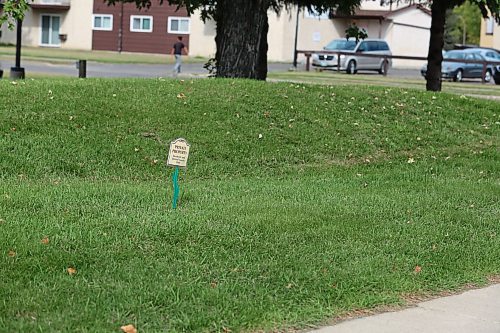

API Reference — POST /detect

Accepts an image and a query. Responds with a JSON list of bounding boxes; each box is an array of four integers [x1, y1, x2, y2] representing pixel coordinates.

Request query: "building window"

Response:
[[93, 14, 113, 31], [130, 15, 153, 33], [485, 17, 494, 35], [168, 17, 190, 34], [40, 15, 61, 46]]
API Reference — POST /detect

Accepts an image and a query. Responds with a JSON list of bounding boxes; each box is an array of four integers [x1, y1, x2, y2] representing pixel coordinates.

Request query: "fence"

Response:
[[295, 50, 500, 83]]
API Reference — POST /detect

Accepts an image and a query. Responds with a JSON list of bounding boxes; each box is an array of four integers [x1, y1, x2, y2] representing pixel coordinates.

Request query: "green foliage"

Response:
[[0, 0, 31, 30], [105, 0, 362, 21], [345, 23, 368, 42], [444, 0, 482, 48]]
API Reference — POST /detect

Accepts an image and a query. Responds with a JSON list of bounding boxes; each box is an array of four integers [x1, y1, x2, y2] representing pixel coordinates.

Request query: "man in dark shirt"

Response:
[[171, 36, 189, 77]]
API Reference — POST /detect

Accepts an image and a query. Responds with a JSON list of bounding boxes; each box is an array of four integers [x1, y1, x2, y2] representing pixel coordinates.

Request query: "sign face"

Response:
[[167, 138, 190, 167]]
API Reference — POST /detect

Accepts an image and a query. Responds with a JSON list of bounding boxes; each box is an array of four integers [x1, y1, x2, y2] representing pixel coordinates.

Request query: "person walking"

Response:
[[171, 36, 188, 77]]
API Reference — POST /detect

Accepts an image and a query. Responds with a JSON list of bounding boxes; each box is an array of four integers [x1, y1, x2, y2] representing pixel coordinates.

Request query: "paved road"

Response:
[[0, 58, 422, 79], [310, 284, 500, 333]]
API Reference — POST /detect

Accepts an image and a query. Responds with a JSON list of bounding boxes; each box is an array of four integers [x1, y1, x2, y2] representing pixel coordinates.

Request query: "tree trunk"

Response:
[[214, 0, 269, 80], [426, 0, 448, 91]]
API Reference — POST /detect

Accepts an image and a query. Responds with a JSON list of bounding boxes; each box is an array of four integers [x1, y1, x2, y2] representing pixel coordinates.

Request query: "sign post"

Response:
[[167, 138, 190, 209]]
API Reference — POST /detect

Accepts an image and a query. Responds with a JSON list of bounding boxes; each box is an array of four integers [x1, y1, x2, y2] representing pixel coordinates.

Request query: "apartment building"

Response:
[[1, 1, 431, 67], [0, 0, 190, 53]]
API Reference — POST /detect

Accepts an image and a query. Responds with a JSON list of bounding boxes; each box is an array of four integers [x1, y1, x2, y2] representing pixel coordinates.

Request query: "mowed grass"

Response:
[[0, 78, 499, 332], [0, 45, 206, 64], [269, 71, 500, 98]]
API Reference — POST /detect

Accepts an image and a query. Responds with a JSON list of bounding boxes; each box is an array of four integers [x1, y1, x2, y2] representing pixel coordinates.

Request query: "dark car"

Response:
[[421, 49, 494, 82]]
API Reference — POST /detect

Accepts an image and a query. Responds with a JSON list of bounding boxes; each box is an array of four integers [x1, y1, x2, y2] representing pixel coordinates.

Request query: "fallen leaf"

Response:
[[414, 265, 422, 274], [210, 281, 218, 288], [120, 324, 137, 333], [41, 237, 49, 245], [222, 326, 232, 333], [176, 93, 186, 99], [67, 267, 77, 275], [407, 157, 415, 164], [8, 250, 16, 257]]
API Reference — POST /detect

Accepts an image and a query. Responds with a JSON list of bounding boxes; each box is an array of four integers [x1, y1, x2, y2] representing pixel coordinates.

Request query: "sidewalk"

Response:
[[310, 284, 500, 333]]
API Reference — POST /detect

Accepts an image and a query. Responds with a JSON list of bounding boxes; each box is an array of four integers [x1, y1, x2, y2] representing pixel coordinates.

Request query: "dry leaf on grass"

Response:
[[414, 265, 422, 274], [8, 250, 16, 257], [67, 267, 77, 275], [41, 237, 49, 245], [121, 324, 137, 333]]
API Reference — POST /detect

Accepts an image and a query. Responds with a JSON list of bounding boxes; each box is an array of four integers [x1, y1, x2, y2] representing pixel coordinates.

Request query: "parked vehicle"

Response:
[[312, 38, 392, 75], [461, 47, 500, 62], [420, 49, 495, 82]]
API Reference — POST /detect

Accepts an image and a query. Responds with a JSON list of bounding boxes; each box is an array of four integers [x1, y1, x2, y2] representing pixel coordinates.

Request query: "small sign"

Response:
[[313, 32, 321, 42], [167, 138, 190, 167]]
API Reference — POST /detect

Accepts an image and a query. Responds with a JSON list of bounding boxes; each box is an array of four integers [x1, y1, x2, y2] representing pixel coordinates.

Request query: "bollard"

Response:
[[77, 60, 87, 78], [10, 67, 25, 80]]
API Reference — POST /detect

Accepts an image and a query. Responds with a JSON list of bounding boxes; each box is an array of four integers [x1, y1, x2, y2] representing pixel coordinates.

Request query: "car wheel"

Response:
[[453, 69, 463, 82], [378, 61, 389, 75], [346, 60, 357, 74], [484, 69, 492, 83]]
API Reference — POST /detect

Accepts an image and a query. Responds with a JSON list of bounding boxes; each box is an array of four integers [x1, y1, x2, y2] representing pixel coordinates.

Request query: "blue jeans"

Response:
[[173, 54, 182, 74]]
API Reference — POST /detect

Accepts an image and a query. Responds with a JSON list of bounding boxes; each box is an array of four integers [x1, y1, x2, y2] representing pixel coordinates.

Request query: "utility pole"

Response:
[[457, 15, 466, 45], [293, 6, 300, 68]]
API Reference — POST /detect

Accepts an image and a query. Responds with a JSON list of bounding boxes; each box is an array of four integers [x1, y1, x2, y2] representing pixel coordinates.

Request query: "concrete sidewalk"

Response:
[[310, 284, 500, 333]]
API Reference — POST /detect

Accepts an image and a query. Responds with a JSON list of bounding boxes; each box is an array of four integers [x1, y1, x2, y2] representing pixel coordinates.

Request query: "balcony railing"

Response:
[[30, 0, 71, 10]]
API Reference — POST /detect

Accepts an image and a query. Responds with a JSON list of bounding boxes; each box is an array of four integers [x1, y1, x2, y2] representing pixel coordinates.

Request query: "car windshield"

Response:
[[444, 52, 465, 60], [324, 39, 357, 51]]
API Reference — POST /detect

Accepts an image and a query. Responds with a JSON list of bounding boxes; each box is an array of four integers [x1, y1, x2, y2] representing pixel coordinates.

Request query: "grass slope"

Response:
[[0, 78, 499, 332]]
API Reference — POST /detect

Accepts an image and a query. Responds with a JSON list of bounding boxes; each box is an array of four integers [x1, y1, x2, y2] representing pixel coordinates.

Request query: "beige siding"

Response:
[[60, 1, 93, 50], [480, 17, 499, 49], [189, 10, 216, 58], [388, 9, 430, 67], [0, 1, 93, 49]]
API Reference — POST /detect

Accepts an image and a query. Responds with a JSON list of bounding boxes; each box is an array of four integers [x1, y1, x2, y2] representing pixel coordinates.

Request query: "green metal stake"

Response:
[[172, 166, 180, 209]]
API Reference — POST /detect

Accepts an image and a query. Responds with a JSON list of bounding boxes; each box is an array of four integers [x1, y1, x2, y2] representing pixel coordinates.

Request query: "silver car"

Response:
[[312, 38, 392, 74]]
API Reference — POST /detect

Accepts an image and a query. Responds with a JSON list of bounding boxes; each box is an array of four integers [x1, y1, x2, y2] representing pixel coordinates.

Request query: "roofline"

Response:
[[332, 3, 431, 20]]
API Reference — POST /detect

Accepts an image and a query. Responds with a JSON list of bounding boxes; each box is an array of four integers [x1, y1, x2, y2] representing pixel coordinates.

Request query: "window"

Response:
[[93, 14, 113, 31], [41, 15, 60, 46], [130, 15, 153, 32], [485, 17, 494, 35], [367, 41, 379, 51], [168, 17, 190, 34], [377, 41, 389, 51], [357, 42, 368, 52]]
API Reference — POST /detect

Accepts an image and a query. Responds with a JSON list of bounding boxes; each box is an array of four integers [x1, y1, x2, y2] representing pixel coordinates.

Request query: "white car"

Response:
[[312, 38, 392, 75]]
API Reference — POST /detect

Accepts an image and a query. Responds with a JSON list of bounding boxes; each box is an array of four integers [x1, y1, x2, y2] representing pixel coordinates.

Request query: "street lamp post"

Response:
[[10, 17, 25, 79], [456, 15, 466, 45]]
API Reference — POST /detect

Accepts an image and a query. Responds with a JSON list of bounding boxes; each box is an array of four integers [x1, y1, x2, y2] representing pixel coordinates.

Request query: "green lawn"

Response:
[[1, 78, 499, 332], [269, 71, 500, 99], [0, 45, 206, 64]]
